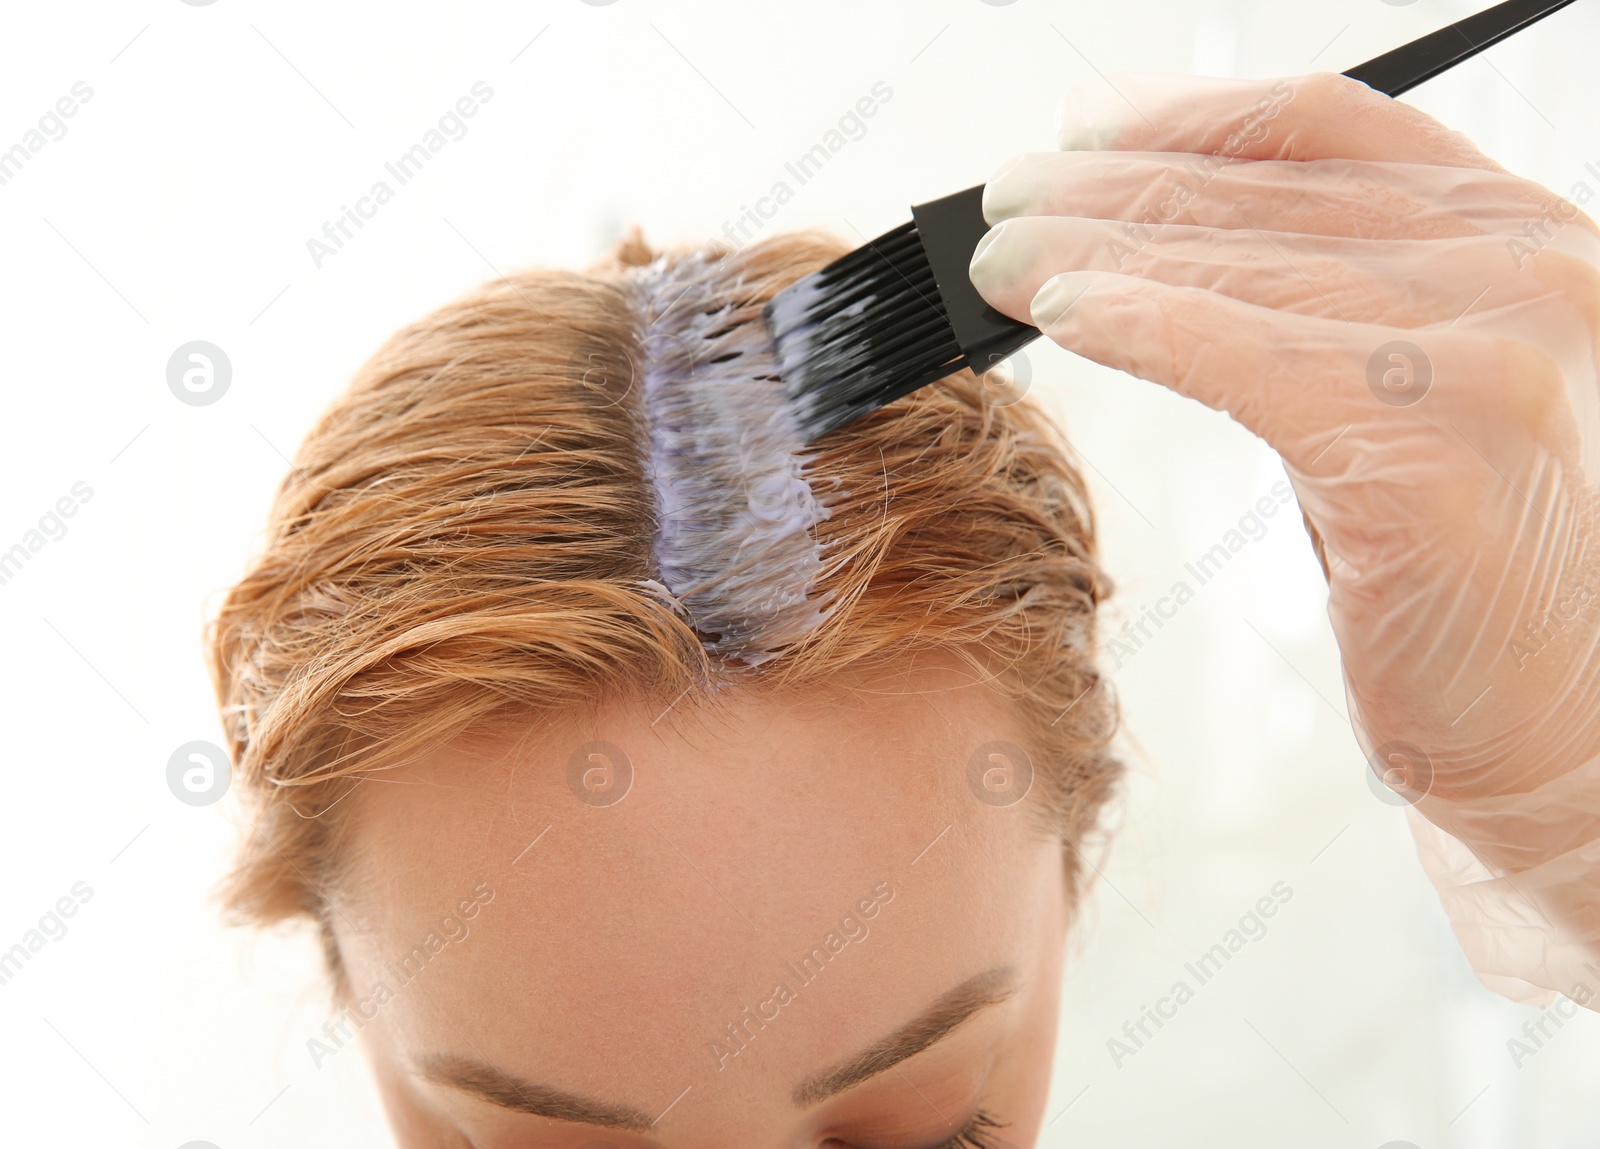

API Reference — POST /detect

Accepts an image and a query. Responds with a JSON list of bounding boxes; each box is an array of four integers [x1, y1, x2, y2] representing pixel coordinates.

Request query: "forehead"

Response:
[[333, 662, 1056, 1103]]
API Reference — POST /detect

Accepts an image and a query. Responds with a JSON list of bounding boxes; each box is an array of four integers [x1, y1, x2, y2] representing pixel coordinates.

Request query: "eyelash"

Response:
[[931, 1107, 1007, 1149]]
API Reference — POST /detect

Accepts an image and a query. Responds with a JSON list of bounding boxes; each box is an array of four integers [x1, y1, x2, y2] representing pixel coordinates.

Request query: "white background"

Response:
[[1, 0, 1598, 1145]]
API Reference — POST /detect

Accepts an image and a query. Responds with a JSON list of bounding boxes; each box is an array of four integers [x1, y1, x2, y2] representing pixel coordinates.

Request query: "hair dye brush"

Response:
[[764, 0, 1581, 443]]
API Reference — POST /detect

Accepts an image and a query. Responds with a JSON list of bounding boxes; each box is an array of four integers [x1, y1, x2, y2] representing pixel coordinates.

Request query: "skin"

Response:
[[329, 658, 1069, 1149]]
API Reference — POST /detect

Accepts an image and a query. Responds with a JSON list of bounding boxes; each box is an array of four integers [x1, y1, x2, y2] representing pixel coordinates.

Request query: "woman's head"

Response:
[[208, 231, 1119, 1147]]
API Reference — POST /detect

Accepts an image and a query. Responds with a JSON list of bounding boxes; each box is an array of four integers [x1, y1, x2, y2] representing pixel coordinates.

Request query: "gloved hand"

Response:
[[968, 71, 1600, 1007]]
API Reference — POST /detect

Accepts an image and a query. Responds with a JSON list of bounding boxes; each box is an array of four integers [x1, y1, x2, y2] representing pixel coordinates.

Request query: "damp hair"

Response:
[[206, 228, 1122, 987]]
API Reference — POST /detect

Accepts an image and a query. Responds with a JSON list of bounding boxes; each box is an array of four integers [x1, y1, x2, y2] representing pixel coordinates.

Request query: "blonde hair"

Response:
[[207, 230, 1120, 978]]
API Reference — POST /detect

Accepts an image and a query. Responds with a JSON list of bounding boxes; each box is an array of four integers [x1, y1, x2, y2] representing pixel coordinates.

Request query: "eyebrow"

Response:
[[791, 964, 1018, 1107], [414, 1055, 656, 1131], [415, 964, 1018, 1128]]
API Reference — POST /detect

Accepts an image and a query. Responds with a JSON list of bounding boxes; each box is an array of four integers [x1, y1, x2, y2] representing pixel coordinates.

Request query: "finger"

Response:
[[981, 151, 1567, 239], [1057, 71, 1505, 171], [1020, 268, 1506, 475], [967, 215, 1582, 329]]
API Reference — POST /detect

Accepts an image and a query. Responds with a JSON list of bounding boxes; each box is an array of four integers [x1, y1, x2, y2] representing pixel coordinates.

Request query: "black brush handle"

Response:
[[930, 0, 1583, 374], [1344, 0, 1580, 98], [913, 187, 1036, 378]]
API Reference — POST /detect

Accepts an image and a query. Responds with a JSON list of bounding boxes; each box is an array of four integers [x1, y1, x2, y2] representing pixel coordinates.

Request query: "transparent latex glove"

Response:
[[969, 72, 1600, 1007]]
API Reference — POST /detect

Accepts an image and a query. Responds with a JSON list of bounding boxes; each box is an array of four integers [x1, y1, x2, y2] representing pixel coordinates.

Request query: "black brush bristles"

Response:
[[763, 219, 968, 444], [762, 0, 1580, 444], [765, 186, 1040, 444]]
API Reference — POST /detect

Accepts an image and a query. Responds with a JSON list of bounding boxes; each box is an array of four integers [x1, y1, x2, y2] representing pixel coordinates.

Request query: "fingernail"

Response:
[[982, 154, 1033, 224], [1029, 271, 1104, 329], [1056, 77, 1143, 150], [968, 222, 1018, 302]]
